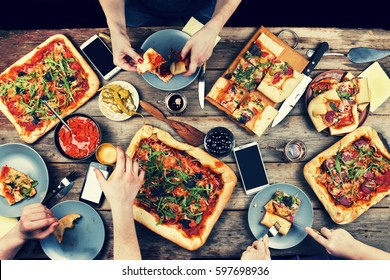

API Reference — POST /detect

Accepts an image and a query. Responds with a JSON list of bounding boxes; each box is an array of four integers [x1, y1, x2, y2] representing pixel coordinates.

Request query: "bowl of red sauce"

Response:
[[54, 113, 102, 160]]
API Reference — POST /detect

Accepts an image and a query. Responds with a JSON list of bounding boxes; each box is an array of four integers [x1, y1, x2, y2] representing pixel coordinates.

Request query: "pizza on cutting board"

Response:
[[304, 126, 390, 224], [126, 125, 237, 250], [0, 34, 100, 143]]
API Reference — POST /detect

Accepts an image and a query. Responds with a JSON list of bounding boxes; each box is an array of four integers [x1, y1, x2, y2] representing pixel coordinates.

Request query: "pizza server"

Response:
[[271, 42, 329, 127]]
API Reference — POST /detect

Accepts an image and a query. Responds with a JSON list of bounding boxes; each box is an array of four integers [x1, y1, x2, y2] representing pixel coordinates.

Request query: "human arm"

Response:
[[0, 203, 58, 260], [306, 227, 390, 260], [181, 0, 242, 76], [240, 234, 271, 260], [95, 146, 145, 260], [98, 0, 143, 71]]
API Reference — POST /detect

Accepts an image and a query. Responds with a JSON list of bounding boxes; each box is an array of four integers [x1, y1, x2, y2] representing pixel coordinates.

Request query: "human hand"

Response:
[[305, 227, 360, 259], [241, 234, 271, 260], [17, 203, 58, 241], [110, 32, 143, 72], [181, 25, 219, 76], [95, 146, 145, 211]]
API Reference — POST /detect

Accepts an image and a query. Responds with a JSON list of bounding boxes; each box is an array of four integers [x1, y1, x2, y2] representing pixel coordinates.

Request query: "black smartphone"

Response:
[[80, 34, 121, 80], [233, 142, 269, 195], [79, 161, 112, 207]]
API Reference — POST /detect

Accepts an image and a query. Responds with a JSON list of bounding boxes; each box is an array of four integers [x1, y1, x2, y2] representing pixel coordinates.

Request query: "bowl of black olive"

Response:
[[204, 127, 235, 157]]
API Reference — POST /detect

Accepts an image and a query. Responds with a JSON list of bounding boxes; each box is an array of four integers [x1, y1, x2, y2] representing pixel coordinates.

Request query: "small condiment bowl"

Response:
[[54, 113, 102, 160], [95, 143, 117, 165], [204, 127, 235, 157]]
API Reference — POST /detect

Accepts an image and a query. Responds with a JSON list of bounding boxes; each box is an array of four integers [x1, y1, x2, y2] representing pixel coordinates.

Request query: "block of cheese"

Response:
[[182, 17, 221, 46], [358, 62, 390, 112], [0, 216, 18, 238]]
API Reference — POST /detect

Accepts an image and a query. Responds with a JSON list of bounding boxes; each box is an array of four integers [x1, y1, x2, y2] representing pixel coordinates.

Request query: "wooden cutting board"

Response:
[[139, 100, 205, 146]]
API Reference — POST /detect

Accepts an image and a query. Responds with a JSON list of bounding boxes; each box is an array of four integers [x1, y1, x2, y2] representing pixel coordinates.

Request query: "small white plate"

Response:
[[98, 81, 140, 121]]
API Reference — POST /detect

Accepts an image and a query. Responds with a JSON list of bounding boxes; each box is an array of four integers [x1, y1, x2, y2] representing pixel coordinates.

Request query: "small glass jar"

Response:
[[283, 140, 307, 162], [164, 92, 187, 114]]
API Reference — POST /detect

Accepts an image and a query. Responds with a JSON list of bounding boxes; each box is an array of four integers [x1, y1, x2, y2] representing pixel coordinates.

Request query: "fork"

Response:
[[52, 171, 78, 195], [268, 221, 281, 237]]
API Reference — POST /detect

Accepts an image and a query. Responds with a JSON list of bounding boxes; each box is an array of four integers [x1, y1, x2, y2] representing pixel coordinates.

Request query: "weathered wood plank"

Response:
[[14, 207, 389, 260]]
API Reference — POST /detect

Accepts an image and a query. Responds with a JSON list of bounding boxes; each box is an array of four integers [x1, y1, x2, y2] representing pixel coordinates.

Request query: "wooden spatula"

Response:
[[139, 100, 206, 146]]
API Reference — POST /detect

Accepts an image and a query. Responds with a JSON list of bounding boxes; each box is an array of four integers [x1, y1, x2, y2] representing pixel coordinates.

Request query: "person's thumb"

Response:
[[94, 168, 106, 190]]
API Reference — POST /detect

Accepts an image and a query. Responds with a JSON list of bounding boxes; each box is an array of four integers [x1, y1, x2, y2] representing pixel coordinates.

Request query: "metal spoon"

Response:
[[306, 47, 390, 63], [42, 100, 72, 133]]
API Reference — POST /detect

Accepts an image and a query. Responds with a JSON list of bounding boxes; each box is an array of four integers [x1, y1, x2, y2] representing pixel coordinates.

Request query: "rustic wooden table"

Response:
[[1, 27, 389, 260]]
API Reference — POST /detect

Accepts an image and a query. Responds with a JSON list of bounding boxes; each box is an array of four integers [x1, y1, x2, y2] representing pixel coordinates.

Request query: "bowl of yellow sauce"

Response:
[[95, 143, 117, 165]]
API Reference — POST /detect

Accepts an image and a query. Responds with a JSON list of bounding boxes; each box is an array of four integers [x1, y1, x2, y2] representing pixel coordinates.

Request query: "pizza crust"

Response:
[[303, 126, 390, 224], [307, 89, 341, 132], [0, 34, 100, 144], [328, 104, 359, 135], [257, 62, 303, 103], [126, 125, 237, 250]]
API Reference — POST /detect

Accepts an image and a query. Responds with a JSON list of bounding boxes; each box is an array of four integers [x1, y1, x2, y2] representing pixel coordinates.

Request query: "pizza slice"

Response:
[[227, 58, 264, 92], [257, 59, 304, 103], [310, 78, 339, 97], [232, 91, 278, 137], [206, 77, 248, 114], [260, 191, 301, 235], [0, 165, 38, 205], [308, 89, 342, 132], [137, 48, 166, 74], [54, 213, 81, 244], [126, 125, 237, 250], [151, 61, 174, 83], [308, 89, 359, 135], [244, 32, 284, 71]]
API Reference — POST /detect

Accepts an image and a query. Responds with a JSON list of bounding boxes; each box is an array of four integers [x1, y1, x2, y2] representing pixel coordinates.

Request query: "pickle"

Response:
[[102, 91, 113, 98], [102, 97, 114, 104], [110, 104, 122, 113], [118, 89, 130, 99]]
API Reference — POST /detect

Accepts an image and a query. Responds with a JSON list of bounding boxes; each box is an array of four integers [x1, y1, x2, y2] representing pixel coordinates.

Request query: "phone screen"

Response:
[[81, 36, 118, 78], [234, 143, 269, 194], [80, 165, 109, 204]]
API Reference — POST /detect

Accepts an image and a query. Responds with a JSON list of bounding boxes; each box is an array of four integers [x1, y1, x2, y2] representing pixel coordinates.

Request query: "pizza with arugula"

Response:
[[126, 125, 237, 250], [0, 34, 100, 143]]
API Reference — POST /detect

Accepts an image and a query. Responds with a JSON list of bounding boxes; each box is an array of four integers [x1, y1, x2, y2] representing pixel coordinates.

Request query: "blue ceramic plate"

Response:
[[248, 183, 313, 249], [0, 143, 49, 217], [40, 200, 105, 260], [140, 29, 200, 91]]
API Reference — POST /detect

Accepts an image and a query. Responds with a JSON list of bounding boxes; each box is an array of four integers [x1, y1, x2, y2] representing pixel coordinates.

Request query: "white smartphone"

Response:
[[80, 34, 121, 80], [79, 161, 112, 207], [233, 142, 270, 195]]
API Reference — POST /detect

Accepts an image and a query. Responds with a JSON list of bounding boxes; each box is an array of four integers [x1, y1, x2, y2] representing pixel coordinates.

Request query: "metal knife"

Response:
[[271, 42, 329, 127], [44, 178, 76, 208], [198, 63, 206, 109]]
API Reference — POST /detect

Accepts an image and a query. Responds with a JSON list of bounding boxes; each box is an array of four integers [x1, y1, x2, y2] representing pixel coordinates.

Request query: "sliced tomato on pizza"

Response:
[[260, 190, 301, 235], [137, 48, 166, 74], [0, 165, 38, 205], [244, 32, 284, 71], [257, 59, 304, 103], [206, 77, 248, 114], [231, 90, 278, 137]]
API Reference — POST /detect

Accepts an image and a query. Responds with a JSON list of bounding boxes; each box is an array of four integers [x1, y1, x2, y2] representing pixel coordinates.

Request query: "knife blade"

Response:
[[198, 63, 206, 109], [45, 181, 75, 208], [271, 42, 329, 127]]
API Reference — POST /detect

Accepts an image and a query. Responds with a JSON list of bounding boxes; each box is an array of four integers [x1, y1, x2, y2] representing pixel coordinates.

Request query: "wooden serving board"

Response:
[[206, 26, 309, 136]]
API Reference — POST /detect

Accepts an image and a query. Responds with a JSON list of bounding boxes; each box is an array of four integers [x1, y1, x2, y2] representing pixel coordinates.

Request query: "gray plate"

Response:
[[248, 183, 314, 249], [40, 200, 105, 260], [140, 29, 200, 91], [0, 143, 49, 217]]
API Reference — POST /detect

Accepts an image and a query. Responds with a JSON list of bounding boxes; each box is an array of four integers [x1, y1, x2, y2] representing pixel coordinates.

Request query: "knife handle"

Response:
[[303, 42, 329, 76]]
